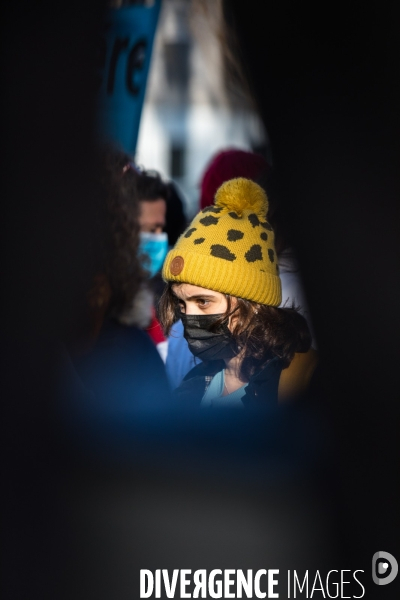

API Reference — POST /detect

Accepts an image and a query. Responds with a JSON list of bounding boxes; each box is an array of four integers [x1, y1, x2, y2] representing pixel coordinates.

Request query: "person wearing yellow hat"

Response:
[[159, 178, 312, 407]]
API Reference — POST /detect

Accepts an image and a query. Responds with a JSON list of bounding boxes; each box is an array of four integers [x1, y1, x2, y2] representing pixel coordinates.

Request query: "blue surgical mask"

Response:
[[139, 232, 168, 278]]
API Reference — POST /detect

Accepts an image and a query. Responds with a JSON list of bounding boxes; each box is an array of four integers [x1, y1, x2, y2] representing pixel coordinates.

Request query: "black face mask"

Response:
[[180, 313, 237, 361]]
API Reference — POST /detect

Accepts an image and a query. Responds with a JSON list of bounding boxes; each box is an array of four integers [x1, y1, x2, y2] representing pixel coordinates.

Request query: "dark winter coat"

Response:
[[173, 357, 283, 407]]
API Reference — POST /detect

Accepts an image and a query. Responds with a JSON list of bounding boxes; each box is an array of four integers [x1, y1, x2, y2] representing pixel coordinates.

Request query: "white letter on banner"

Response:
[[193, 570, 207, 598], [180, 570, 192, 598], [162, 570, 179, 598], [237, 570, 253, 598], [140, 570, 154, 598], [155, 570, 161, 598], [326, 570, 339, 599], [209, 570, 223, 598], [268, 570, 279, 598], [255, 570, 266, 598], [224, 570, 235, 598], [294, 571, 308, 597]]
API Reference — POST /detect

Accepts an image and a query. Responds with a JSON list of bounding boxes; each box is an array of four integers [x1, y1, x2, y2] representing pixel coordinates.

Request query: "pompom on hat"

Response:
[[162, 178, 281, 306], [199, 148, 270, 210]]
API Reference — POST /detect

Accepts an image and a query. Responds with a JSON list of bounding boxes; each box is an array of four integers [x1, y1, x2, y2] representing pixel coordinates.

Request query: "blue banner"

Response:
[[96, 1, 162, 154]]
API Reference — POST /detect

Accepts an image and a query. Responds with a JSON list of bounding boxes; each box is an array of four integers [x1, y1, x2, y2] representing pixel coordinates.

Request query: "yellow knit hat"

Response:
[[162, 178, 281, 306]]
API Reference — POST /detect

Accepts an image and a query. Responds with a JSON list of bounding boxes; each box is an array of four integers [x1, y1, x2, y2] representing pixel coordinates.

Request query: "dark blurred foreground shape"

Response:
[[226, 0, 400, 591], [1, 1, 399, 599]]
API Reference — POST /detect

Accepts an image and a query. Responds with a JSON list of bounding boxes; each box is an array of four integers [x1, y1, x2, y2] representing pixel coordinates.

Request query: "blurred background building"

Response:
[[135, 0, 270, 218]]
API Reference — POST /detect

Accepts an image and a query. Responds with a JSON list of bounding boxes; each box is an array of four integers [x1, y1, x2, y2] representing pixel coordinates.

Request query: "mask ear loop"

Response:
[[206, 294, 233, 333]]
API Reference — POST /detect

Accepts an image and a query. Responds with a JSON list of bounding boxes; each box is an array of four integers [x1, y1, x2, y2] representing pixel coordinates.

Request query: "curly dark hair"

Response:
[[98, 145, 147, 321], [159, 281, 311, 380]]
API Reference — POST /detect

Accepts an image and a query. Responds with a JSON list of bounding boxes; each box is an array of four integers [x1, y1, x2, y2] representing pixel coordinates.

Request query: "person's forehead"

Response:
[[172, 283, 223, 299], [140, 198, 166, 214]]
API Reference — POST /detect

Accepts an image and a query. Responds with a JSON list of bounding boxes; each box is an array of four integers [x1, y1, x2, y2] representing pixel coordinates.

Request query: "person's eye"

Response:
[[197, 298, 210, 308]]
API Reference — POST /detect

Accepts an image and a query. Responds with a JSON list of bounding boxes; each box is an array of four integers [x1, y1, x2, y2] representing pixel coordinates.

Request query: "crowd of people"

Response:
[[61, 143, 320, 416]]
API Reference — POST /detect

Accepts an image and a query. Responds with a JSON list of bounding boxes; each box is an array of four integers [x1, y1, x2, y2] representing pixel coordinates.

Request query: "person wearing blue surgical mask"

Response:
[[134, 168, 174, 360], [139, 231, 169, 279], [137, 170, 169, 279]]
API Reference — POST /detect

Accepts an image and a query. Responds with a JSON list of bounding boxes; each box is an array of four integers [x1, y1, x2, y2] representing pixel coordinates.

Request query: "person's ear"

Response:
[[227, 297, 239, 332]]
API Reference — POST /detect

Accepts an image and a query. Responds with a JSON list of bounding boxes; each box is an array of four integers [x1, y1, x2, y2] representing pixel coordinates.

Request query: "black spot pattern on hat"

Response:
[[184, 227, 197, 238], [227, 229, 244, 242], [200, 215, 219, 226], [229, 211, 240, 219], [260, 232, 268, 241], [268, 248, 275, 263], [202, 206, 222, 214], [210, 244, 236, 261], [261, 221, 273, 231], [194, 237, 205, 245], [248, 213, 260, 227], [245, 244, 263, 262]]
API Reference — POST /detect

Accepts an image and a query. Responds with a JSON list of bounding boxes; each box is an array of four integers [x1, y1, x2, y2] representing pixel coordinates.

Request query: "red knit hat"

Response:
[[199, 147, 270, 210]]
